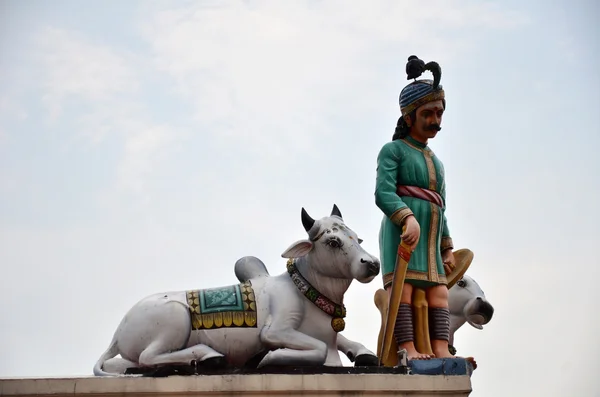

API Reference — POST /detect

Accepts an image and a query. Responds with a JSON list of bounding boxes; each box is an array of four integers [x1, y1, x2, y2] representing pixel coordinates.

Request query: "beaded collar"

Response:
[[286, 258, 347, 332]]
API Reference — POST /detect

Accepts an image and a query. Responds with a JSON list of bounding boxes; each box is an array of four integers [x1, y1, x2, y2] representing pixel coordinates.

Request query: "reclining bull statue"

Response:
[[93, 205, 382, 376]]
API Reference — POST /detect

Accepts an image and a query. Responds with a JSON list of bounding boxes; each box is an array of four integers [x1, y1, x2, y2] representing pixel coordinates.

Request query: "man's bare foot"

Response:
[[405, 346, 434, 360], [398, 342, 434, 360]]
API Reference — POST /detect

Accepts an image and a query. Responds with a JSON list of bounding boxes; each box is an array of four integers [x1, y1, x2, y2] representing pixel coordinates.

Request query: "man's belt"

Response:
[[396, 185, 444, 209]]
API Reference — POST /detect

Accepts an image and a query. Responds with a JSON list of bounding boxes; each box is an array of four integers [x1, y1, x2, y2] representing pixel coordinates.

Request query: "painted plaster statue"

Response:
[[93, 205, 381, 376], [99, 272, 494, 375], [375, 55, 477, 364]]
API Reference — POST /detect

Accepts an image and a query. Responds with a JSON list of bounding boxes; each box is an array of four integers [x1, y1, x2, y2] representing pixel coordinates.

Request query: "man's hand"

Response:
[[442, 249, 455, 275], [401, 215, 420, 250]]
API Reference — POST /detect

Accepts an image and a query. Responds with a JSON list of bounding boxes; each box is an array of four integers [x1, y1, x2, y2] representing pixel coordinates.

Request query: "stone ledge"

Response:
[[0, 374, 472, 397]]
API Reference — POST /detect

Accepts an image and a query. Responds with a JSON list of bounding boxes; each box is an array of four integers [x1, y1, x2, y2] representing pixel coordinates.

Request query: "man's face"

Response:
[[407, 99, 445, 141]]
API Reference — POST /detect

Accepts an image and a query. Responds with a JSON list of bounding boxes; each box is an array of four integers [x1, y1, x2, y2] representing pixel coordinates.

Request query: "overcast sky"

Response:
[[0, 1, 598, 396]]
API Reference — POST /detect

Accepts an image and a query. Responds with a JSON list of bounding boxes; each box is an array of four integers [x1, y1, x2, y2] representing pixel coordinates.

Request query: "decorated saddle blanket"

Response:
[[186, 280, 257, 330]]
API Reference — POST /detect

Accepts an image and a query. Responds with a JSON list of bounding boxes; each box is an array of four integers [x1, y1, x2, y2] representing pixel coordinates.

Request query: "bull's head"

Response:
[[448, 274, 494, 330], [281, 204, 380, 283]]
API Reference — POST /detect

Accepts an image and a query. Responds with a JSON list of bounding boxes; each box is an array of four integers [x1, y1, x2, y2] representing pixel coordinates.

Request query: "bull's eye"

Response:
[[457, 279, 466, 288], [327, 238, 342, 248]]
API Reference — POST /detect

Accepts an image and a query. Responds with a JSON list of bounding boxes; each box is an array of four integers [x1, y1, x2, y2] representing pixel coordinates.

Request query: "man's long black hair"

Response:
[[392, 111, 415, 141]]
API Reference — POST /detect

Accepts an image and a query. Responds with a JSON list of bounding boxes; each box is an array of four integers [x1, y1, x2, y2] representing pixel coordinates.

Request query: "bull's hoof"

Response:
[[197, 356, 228, 370], [354, 354, 379, 367], [142, 364, 196, 377], [124, 367, 147, 375], [243, 349, 274, 369]]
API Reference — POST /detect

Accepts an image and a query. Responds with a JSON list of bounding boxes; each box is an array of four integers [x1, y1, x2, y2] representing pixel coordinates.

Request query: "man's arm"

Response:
[[374, 142, 412, 226]]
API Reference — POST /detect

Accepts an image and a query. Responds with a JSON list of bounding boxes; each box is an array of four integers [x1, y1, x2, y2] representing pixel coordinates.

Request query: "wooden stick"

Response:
[[378, 226, 413, 366]]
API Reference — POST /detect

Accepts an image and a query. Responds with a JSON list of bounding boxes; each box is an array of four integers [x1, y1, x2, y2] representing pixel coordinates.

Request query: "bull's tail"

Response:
[[93, 335, 120, 376], [235, 256, 270, 282]]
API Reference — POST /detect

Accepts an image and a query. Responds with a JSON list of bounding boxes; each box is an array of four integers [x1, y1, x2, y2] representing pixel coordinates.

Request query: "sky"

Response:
[[0, 0, 598, 395]]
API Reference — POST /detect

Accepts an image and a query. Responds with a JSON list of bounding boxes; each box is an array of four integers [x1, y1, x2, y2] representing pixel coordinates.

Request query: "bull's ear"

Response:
[[281, 240, 313, 258]]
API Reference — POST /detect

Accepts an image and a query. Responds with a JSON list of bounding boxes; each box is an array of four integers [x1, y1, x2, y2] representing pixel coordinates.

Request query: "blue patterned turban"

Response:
[[399, 56, 445, 116]]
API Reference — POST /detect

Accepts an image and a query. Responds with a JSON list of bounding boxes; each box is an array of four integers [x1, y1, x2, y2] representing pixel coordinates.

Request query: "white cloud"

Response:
[[423, 1, 530, 29], [26, 1, 530, 196], [36, 27, 139, 120], [0, 95, 28, 146], [137, 0, 528, 157], [33, 26, 183, 194], [118, 123, 178, 192], [0, 96, 28, 121]]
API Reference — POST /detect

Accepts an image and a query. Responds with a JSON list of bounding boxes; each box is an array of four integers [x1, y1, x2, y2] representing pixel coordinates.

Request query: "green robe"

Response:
[[374, 136, 453, 289]]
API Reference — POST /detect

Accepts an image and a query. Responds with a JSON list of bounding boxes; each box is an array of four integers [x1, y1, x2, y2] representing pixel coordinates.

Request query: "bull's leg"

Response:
[[326, 346, 344, 366], [103, 357, 139, 374], [336, 334, 378, 366], [258, 327, 328, 367], [139, 342, 224, 367], [121, 301, 225, 369]]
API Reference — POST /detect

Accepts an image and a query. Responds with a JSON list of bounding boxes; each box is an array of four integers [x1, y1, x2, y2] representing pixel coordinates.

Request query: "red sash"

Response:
[[396, 185, 444, 208]]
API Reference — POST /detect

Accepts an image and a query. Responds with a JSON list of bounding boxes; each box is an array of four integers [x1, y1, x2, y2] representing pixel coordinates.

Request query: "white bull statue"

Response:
[[93, 205, 382, 376]]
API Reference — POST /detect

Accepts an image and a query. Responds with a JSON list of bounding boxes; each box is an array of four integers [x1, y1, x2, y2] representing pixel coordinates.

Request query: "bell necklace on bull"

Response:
[[375, 55, 458, 361], [287, 206, 347, 333]]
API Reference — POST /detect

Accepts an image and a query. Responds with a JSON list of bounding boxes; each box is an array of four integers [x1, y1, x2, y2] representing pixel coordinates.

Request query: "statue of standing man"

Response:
[[375, 55, 458, 361]]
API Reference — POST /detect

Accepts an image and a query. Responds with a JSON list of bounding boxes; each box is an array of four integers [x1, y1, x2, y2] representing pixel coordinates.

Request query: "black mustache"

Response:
[[426, 124, 441, 132]]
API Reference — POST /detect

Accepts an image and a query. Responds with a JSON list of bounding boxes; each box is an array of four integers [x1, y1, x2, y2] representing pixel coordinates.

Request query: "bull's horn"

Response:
[[301, 207, 315, 232], [331, 204, 343, 219]]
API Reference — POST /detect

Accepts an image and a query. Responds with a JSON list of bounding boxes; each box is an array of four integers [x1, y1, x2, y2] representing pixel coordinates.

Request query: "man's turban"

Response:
[[399, 55, 445, 116]]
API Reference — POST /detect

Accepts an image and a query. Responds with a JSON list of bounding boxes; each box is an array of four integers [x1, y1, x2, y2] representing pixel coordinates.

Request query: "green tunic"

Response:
[[374, 136, 453, 289]]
